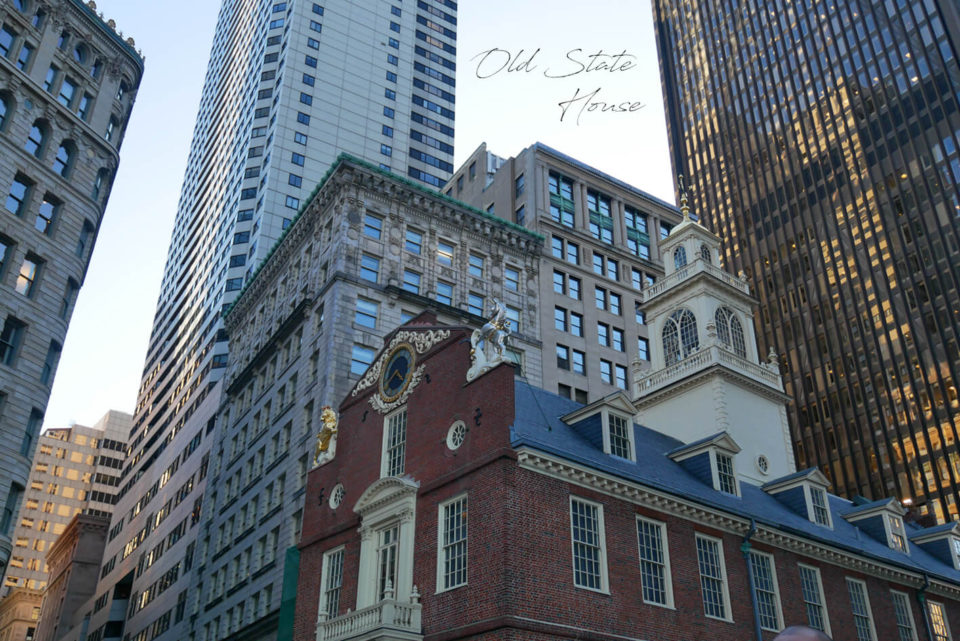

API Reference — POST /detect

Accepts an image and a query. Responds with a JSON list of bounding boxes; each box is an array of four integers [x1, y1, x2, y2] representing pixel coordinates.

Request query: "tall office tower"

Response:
[[70, 3, 457, 641], [447, 143, 683, 403], [0, 410, 130, 641], [653, 0, 960, 520], [0, 0, 142, 577]]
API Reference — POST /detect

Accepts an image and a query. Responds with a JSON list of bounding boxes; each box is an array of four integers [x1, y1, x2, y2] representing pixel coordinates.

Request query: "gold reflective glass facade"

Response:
[[654, 0, 960, 521]]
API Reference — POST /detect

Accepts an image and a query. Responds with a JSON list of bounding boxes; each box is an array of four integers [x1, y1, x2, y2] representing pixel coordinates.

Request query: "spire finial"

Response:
[[678, 174, 691, 221]]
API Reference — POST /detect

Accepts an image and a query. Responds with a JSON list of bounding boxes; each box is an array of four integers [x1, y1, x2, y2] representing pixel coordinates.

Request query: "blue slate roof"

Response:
[[840, 498, 901, 517], [510, 380, 960, 584]]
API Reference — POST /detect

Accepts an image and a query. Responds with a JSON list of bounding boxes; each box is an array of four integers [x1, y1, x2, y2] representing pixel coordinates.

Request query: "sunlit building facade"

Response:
[[653, 0, 960, 520], [67, 2, 458, 641]]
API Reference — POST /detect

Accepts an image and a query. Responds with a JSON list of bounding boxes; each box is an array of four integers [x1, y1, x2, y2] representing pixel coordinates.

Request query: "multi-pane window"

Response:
[[350, 344, 375, 376], [468, 253, 484, 278], [437, 240, 454, 266], [798, 565, 828, 633], [553, 270, 580, 300], [438, 495, 467, 591], [6, 175, 31, 215], [749, 551, 781, 631], [889, 516, 908, 552], [506, 306, 520, 333], [715, 307, 746, 358], [810, 487, 830, 526], [608, 413, 631, 459], [638, 337, 649, 360], [555, 307, 568, 332], [615, 364, 628, 390], [929, 601, 952, 641], [0, 316, 26, 365], [15, 256, 39, 296], [35, 195, 57, 233], [364, 214, 382, 239], [383, 409, 406, 477], [846, 578, 876, 641], [355, 299, 377, 329], [570, 498, 605, 591], [625, 206, 650, 259], [57, 77, 76, 108], [52, 144, 71, 177], [552, 237, 579, 264], [612, 327, 624, 352], [405, 229, 422, 254], [663, 308, 699, 365], [556, 345, 570, 370], [570, 312, 583, 337], [504, 266, 519, 291], [321, 548, 344, 619], [436, 281, 453, 305], [402, 270, 420, 294], [360, 254, 380, 282], [695, 534, 728, 619], [636, 517, 670, 606], [572, 350, 585, 374], [890, 590, 917, 641], [600, 359, 612, 383], [598, 323, 610, 347], [467, 293, 484, 316], [376, 525, 399, 600], [548, 172, 575, 227], [25, 123, 45, 157], [587, 190, 613, 243], [716, 453, 737, 495]]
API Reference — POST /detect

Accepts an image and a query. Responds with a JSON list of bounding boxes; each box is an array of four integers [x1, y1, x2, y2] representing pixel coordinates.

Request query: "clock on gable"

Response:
[[379, 343, 415, 403]]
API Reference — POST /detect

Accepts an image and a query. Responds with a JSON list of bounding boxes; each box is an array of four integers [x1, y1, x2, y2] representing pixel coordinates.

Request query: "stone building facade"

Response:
[[446, 142, 683, 403], [0, 0, 142, 574], [187, 154, 542, 641]]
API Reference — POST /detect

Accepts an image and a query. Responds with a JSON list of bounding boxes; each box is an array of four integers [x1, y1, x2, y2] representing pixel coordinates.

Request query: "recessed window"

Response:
[[607, 413, 632, 459], [350, 344, 375, 376], [846, 578, 876, 641], [25, 121, 46, 157], [809, 487, 830, 526], [6, 175, 32, 216], [402, 269, 420, 294], [291, 152, 305, 166], [436, 240, 453, 266], [504, 266, 519, 291], [382, 408, 407, 477], [570, 497, 606, 592], [320, 548, 344, 618], [928, 601, 952, 641], [0, 315, 26, 365], [435, 281, 453, 305], [16, 42, 33, 71], [52, 143, 73, 177], [360, 254, 379, 282], [890, 590, 915, 641], [662, 308, 699, 365], [35, 195, 58, 234], [636, 517, 672, 607], [355, 298, 377, 329], [695, 534, 730, 620], [468, 253, 484, 278], [363, 213, 382, 240], [437, 495, 467, 591], [749, 551, 781, 631], [715, 452, 738, 495], [288, 174, 302, 188]]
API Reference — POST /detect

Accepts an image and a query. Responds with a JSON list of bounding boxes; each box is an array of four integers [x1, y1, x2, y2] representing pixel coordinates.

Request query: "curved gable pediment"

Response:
[[353, 476, 420, 517]]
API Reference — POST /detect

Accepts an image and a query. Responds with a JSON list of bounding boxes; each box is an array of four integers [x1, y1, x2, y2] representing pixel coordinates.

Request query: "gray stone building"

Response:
[[446, 143, 683, 403], [0, 410, 129, 641], [194, 153, 541, 641], [0, 0, 143, 576]]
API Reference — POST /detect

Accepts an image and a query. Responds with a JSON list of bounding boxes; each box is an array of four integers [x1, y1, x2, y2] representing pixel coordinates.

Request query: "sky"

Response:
[[43, 0, 675, 431]]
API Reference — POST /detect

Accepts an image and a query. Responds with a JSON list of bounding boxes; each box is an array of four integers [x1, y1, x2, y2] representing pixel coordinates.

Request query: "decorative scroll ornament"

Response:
[[312, 406, 339, 467], [370, 363, 425, 414], [352, 329, 450, 397], [466, 298, 512, 382]]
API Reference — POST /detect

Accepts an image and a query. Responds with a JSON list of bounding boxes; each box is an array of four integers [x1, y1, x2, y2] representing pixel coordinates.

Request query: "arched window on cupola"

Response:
[[715, 306, 746, 358], [673, 246, 687, 269], [700, 244, 711, 263], [662, 308, 699, 366]]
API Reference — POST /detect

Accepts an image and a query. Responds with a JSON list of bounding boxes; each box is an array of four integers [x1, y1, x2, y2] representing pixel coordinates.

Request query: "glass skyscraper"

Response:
[[64, 2, 456, 640], [653, 0, 960, 521]]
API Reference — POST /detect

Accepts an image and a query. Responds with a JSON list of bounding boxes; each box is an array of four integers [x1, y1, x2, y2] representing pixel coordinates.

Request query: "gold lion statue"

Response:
[[313, 406, 339, 465]]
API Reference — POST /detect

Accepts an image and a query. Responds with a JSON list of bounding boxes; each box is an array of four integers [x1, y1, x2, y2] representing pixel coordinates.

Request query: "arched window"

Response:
[[73, 43, 87, 64], [31, 9, 45, 29], [0, 94, 9, 132], [90, 57, 102, 78], [673, 246, 687, 269], [14, 0, 28, 12], [24, 120, 46, 157], [57, 30, 69, 50], [662, 308, 699, 365], [52, 141, 74, 177], [715, 307, 746, 358], [700, 244, 711, 263], [92, 168, 110, 200]]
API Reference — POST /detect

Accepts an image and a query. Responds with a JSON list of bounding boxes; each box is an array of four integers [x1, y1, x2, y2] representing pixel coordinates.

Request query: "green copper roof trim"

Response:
[[68, 0, 145, 70], [224, 153, 542, 320]]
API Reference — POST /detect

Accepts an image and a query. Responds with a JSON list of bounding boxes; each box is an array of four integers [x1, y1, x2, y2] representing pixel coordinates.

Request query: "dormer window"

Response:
[[810, 486, 831, 526], [715, 452, 738, 495], [606, 412, 633, 460], [889, 515, 908, 553], [841, 498, 910, 553], [673, 246, 687, 269], [952, 537, 960, 568], [762, 468, 833, 528]]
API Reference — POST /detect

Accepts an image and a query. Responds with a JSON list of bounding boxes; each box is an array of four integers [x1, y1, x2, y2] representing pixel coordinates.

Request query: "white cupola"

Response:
[[633, 180, 795, 484]]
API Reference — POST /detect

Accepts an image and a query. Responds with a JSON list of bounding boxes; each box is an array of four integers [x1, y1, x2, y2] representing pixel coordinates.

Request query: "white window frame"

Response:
[[846, 577, 877, 641], [602, 409, 635, 462], [712, 451, 740, 496], [635, 516, 673, 608], [806, 485, 833, 528], [890, 589, 918, 641], [380, 407, 407, 478], [318, 546, 344, 620], [569, 496, 608, 593], [798, 563, 830, 635], [886, 514, 909, 553], [436, 493, 468, 593], [952, 537, 960, 570], [695, 533, 732, 622], [929, 600, 953, 641], [748, 550, 782, 631]]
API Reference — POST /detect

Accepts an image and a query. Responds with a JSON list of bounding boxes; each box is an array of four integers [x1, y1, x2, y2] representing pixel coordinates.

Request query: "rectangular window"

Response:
[[355, 298, 378, 329], [696, 534, 729, 620], [608, 414, 631, 459], [638, 337, 649, 360], [437, 240, 454, 266], [438, 495, 467, 591], [405, 229, 422, 254], [716, 453, 737, 494], [506, 306, 520, 333], [402, 269, 420, 294], [364, 213, 382, 239], [929, 601, 952, 641], [436, 281, 453, 305], [556, 345, 570, 370], [570, 312, 583, 337], [587, 190, 613, 244], [548, 172, 575, 227], [890, 590, 916, 641], [6, 175, 31, 216], [0, 316, 26, 366], [377, 525, 399, 600], [600, 359, 612, 383], [309, 20, 322, 32], [749, 551, 781, 631], [810, 487, 830, 526], [554, 307, 568, 332], [288, 174, 302, 188], [350, 344, 375, 376], [798, 565, 829, 633], [598, 322, 610, 347], [291, 152, 305, 166], [360, 254, 380, 282], [846, 578, 876, 641], [15, 255, 40, 296], [382, 409, 407, 477], [320, 548, 344, 619], [572, 350, 585, 375], [468, 253, 484, 278], [570, 497, 606, 591], [615, 364, 628, 390], [636, 517, 671, 606]]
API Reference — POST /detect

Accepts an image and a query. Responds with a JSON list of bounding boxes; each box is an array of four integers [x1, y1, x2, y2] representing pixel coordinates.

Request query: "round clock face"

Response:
[[380, 344, 415, 402]]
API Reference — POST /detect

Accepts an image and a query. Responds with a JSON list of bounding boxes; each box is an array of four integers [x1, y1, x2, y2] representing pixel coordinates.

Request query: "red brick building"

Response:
[[294, 206, 960, 641]]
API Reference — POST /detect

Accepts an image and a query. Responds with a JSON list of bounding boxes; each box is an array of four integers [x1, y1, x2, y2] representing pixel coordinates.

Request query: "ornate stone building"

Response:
[[0, 0, 142, 575]]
